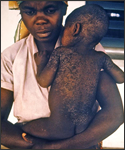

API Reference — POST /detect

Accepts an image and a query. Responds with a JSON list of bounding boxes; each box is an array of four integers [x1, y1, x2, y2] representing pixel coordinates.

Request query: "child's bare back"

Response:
[[48, 47, 102, 136], [34, 46, 112, 139]]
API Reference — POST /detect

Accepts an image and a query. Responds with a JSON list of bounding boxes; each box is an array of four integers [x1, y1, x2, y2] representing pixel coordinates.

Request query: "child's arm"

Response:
[[34, 51, 50, 75], [36, 49, 60, 88], [103, 54, 124, 83]]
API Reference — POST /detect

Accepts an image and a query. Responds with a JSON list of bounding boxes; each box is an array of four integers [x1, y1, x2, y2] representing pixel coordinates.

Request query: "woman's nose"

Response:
[[35, 12, 48, 25], [36, 19, 47, 25]]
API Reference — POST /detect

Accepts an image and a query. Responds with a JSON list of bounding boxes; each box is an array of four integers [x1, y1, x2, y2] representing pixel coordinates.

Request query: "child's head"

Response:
[[62, 4, 109, 47], [19, 1, 68, 42]]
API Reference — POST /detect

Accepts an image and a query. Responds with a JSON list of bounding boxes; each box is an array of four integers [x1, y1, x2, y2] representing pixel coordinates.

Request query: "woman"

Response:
[[1, 1, 124, 149]]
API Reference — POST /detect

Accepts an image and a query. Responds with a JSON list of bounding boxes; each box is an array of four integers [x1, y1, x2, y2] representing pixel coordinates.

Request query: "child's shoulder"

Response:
[[55, 46, 73, 55], [93, 50, 107, 57], [56, 46, 72, 51], [89, 50, 109, 62]]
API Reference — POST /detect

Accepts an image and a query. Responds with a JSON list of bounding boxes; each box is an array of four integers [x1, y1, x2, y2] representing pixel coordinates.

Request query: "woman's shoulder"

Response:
[[1, 36, 29, 62], [2, 36, 28, 52]]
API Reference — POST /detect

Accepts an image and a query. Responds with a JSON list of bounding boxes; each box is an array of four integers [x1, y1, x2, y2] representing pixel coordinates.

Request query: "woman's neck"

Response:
[[34, 39, 57, 55]]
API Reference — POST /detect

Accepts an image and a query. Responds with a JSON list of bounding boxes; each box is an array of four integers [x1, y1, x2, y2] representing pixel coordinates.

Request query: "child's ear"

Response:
[[72, 23, 81, 36]]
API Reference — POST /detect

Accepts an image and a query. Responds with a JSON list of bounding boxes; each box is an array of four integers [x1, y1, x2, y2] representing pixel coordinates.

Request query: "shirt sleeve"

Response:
[[95, 43, 106, 53], [1, 54, 14, 91]]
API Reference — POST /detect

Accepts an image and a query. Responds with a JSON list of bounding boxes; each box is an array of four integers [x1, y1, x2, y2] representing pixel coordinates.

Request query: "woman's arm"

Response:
[[21, 71, 124, 149], [46, 71, 123, 149], [1, 88, 34, 149]]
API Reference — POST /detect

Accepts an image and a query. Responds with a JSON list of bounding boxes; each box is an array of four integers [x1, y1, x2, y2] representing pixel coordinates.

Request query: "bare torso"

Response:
[[48, 47, 104, 138]]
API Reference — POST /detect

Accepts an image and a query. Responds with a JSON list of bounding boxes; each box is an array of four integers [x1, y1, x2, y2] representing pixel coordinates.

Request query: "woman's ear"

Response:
[[72, 23, 81, 36]]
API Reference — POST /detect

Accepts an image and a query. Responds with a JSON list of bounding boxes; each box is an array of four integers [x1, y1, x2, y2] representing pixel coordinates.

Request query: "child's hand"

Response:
[[34, 51, 49, 66], [22, 133, 33, 144], [34, 51, 50, 75]]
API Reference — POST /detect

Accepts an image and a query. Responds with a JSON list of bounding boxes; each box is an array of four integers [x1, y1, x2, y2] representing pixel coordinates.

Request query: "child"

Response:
[[22, 4, 124, 140]]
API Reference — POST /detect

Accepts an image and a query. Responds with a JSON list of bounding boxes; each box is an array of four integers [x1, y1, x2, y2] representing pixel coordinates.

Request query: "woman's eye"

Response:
[[25, 10, 36, 16], [45, 8, 57, 14]]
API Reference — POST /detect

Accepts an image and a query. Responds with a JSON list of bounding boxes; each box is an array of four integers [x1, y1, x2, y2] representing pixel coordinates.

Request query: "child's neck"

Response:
[[72, 41, 94, 55]]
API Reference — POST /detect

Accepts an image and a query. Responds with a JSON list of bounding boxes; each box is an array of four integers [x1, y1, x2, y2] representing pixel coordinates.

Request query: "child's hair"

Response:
[[65, 4, 109, 45]]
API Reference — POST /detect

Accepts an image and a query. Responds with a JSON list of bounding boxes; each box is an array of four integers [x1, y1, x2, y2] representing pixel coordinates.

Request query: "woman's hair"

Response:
[[65, 4, 109, 45]]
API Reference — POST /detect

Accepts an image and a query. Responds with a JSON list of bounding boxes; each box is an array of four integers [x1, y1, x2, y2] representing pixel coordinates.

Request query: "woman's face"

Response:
[[20, 1, 67, 42]]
